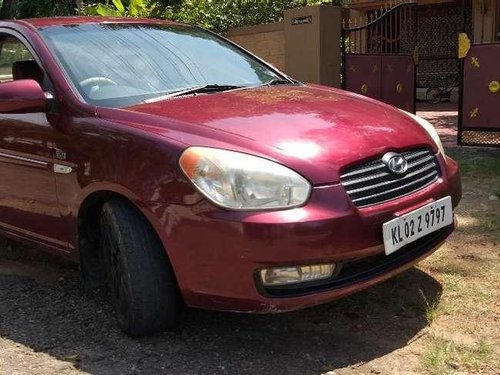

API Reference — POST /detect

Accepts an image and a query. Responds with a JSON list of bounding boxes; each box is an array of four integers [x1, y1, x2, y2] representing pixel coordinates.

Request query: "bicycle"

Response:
[[426, 78, 458, 104]]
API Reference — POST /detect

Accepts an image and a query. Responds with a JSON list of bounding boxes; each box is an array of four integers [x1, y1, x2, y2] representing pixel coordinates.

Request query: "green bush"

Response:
[[83, 0, 149, 17], [162, 0, 302, 32], [160, 0, 349, 32], [11, 0, 349, 33]]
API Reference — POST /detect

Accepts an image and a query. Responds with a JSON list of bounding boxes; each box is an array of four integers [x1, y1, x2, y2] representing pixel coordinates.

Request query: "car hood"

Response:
[[111, 85, 436, 184]]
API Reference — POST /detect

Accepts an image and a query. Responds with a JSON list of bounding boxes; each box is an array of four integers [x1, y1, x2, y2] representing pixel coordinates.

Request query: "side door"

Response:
[[0, 33, 66, 250]]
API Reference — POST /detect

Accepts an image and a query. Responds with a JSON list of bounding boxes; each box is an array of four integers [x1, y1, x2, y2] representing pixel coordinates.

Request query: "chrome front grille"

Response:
[[340, 149, 440, 207]]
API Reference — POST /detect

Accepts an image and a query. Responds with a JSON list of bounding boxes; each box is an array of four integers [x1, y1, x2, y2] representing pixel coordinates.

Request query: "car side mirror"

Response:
[[0, 79, 47, 114]]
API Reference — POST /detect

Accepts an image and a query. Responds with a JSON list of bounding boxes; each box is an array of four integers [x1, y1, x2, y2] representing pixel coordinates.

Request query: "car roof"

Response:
[[5, 17, 184, 29]]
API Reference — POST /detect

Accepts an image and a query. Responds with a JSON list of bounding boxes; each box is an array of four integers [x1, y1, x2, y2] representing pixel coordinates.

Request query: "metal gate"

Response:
[[458, 36, 500, 147], [342, 1, 418, 113]]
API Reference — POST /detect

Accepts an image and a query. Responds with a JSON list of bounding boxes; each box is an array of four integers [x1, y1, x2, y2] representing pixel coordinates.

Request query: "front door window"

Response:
[[0, 37, 34, 83]]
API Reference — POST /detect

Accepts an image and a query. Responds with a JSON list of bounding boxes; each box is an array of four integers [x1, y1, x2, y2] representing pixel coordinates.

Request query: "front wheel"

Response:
[[100, 199, 182, 337], [426, 88, 441, 104]]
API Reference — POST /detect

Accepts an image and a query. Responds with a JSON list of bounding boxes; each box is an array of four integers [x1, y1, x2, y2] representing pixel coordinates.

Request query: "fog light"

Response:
[[260, 264, 336, 286]]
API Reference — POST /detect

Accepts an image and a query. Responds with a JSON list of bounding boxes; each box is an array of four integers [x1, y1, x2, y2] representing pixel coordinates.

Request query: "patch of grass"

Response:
[[427, 262, 472, 278], [423, 336, 455, 375], [420, 289, 445, 324], [423, 252, 495, 318], [454, 212, 500, 243], [446, 150, 500, 179], [459, 158, 500, 177], [455, 212, 500, 242], [423, 336, 495, 374], [480, 215, 500, 240], [420, 290, 437, 323]]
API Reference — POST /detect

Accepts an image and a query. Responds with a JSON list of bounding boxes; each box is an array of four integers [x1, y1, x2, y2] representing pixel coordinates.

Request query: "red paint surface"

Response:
[[0, 18, 462, 312], [0, 79, 46, 113]]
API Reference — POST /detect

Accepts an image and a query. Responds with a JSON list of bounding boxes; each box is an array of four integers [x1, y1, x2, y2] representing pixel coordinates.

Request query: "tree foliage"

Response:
[[84, 0, 149, 17], [156, 0, 308, 31], [0, 0, 15, 19], [83, 0, 181, 17], [91, 0, 348, 32], [160, 1, 351, 32], [3, 0, 350, 33], [15, 0, 79, 18], [1, 0, 98, 18]]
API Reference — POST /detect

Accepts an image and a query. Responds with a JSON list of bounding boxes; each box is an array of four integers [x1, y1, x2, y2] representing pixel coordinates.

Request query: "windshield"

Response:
[[39, 23, 284, 108]]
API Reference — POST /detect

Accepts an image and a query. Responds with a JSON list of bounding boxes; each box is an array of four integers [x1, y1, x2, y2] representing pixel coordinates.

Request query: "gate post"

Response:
[[284, 6, 342, 88], [457, 0, 466, 146]]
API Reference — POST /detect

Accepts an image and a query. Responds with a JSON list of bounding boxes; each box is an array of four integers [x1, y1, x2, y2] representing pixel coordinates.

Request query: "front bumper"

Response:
[[163, 155, 461, 313]]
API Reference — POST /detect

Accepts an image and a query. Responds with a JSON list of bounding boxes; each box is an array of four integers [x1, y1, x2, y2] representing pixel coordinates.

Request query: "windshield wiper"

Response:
[[143, 80, 295, 104], [144, 84, 244, 103], [262, 78, 294, 86]]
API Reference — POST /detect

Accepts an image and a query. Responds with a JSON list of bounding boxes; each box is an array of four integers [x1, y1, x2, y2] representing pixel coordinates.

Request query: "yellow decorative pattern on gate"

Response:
[[489, 81, 499, 94], [396, 83, 404, 94], [458, 33, 471, 59], [412, 46, 419, 65], [470, 107, 479, 119], [361, 84, 368, 94], [470, 57, 480, 68]]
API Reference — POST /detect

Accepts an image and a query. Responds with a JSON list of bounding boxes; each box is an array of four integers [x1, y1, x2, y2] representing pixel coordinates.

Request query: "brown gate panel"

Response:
[[341, 2, 417, 113], [381, 55, 415, 113], [459, 43, 500, 146], [462, 44, 500, 129], [344, 55, 381, 100]]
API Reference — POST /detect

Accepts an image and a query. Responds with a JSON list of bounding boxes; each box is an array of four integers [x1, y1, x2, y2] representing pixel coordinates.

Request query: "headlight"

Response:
[[400, 110, 446, 156], [179, 147, 311, 210]]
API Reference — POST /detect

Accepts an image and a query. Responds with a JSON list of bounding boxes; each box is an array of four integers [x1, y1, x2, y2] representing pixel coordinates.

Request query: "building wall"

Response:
[[226, 6, 343, 87], [226, 23, 285, 72], [284, 5, 342, 87]]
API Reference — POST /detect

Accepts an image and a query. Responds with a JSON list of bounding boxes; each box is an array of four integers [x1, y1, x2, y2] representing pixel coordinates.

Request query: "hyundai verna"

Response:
[[0, 18, 461, 336]]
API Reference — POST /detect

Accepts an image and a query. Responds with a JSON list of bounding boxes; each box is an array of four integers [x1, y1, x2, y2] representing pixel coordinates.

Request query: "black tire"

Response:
[[426, 89, 441, 104], [100, 199, 181, 337]]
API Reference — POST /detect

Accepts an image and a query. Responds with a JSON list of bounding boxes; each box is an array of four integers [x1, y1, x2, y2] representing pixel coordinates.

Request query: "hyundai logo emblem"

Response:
[[382, 152, 408, 175]]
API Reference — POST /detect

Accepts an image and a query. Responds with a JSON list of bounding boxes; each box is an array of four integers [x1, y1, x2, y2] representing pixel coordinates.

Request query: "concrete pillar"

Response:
[[284, 5, 342, 87]]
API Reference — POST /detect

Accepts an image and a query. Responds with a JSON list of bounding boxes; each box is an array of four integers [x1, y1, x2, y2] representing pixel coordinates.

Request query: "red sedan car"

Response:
[[0, 17, 461, 336]]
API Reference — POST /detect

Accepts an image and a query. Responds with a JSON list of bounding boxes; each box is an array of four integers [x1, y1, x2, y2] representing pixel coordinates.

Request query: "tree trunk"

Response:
[[0, 0, 14, 19], [76, 0, 84, 10]]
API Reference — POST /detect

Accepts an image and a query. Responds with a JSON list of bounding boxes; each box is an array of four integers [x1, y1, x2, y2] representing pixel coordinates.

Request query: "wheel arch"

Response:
[[76, 188, 171, 289]]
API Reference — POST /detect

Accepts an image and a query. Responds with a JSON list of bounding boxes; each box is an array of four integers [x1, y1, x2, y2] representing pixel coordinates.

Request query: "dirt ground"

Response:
[[0, 106, 499, 375]]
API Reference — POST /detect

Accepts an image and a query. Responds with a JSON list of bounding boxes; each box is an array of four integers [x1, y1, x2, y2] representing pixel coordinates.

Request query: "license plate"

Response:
[[383, 196, 453, 255]]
